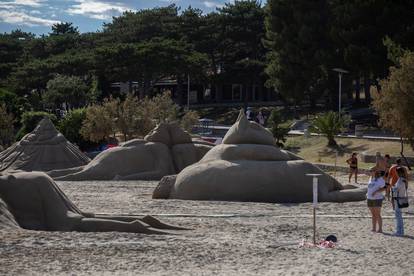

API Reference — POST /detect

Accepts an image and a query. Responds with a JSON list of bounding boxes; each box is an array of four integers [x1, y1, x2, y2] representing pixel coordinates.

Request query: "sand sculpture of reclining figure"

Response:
[[154, 110, 367, 203], [0, 172, 186, 233], [0, 117, 90, 173], [48, 123, 213, 181]]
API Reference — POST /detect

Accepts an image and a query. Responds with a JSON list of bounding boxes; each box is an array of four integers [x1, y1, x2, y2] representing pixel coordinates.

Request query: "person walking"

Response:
[[391, 167, 408, 236], [366, 168, 387, 233], [346, 153, 358, 183], [256, 110, 265, 126]]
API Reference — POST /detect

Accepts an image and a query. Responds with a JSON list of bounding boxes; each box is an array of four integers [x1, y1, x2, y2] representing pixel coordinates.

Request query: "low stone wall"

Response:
[[360, 152, 414, 166], [314, 163, 370, 174]]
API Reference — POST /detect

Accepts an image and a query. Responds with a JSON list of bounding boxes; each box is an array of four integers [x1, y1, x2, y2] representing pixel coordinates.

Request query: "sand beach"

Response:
[[0, 173, 413, 276]]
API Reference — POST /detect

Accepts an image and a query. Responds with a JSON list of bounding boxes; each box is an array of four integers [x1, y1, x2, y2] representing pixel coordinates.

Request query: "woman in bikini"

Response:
[[346, 153, 358, 183]]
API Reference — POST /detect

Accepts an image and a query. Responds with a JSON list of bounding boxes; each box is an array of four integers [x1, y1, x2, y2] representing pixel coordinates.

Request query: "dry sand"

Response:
[[0, 173, 413, 276]]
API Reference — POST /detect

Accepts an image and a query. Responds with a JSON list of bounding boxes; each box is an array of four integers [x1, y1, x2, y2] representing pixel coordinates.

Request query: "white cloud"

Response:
[[0, 0, 46, 9], [203, 1, 223, 9], [67, 0, 130, 20], [0, 10, 60, 26]]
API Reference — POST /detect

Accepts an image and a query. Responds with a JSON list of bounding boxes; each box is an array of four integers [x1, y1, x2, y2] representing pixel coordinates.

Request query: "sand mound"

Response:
[[0, 172, 186, 233], [222, 110, 274, 145], [0, 197, 19, 230], [145, 122, 192, 147], [0, 117, 90, 173], [156, 110, 366, 203], [50, 123, 213, 181]]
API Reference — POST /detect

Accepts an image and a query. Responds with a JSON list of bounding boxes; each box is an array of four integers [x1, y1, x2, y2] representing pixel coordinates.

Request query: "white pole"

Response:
[[334, 150, 338, 180], [338, 73, 342, 119], [312, 176, 318, 245], [306, 173, 321, 245], [187, 74, 190, 110]]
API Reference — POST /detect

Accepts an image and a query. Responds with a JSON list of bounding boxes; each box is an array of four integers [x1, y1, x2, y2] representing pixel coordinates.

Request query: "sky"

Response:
[[0, 0, 237, 35]]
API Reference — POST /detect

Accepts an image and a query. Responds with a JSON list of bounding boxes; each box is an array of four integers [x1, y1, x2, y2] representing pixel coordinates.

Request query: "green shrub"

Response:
[[58, 108, 91, 149], [181, 110, 200, 132], [16, 111, 58, 140], [310, 111, 349, 147], [0, 103, 14, 147], [268, 108, 290, 147]]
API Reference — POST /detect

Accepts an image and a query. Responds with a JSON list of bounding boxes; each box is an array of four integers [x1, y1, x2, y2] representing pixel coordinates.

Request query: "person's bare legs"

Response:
[[76, 218, 169, 234], [355, 169, 358, 183], [376, 207, 383, 233], [369, 207, 376, 232]]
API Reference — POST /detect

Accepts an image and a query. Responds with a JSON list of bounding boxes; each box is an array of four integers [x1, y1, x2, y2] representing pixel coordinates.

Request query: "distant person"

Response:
[[246, 107, 253, 121], [366, 168, 387, 233], [256, 111, 265, 126], [386, 158, 409, 199], [346, 153, 358, 183], [375, 153, 391, 177], [391, 167, 408, 236]]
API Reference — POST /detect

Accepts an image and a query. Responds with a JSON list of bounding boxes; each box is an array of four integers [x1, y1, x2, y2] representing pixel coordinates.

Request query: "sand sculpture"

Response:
[[0, 117, 90, 173], [49, 123, 213, 181], [0, 172, 186, 233], [0, 197, 19, 230], [154, 110, 367, 203]]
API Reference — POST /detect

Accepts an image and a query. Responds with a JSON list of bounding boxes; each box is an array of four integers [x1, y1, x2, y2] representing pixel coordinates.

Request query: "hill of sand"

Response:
[[0, 118, 90, 173]]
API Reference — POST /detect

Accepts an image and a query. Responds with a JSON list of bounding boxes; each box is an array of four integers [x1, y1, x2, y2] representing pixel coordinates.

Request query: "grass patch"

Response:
[[285, 135, 414, 169]]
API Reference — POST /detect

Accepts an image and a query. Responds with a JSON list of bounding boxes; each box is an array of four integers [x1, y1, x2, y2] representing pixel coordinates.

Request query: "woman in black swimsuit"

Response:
[[347, 152, 358, 183]]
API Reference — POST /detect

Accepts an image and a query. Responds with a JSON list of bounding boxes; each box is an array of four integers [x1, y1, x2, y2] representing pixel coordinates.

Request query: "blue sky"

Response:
[[0, 0, 237, 35]]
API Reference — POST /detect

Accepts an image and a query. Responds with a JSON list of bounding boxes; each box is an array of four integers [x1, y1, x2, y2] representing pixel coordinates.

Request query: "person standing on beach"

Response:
[[346, 153, 358, 183], [366, 168, 387, 233], [391, 167, 408, 236], [386, 158, 409, 199], [256, 111, 265, 126], [375, 153, 391, 177], [246, 107, 253, 121]]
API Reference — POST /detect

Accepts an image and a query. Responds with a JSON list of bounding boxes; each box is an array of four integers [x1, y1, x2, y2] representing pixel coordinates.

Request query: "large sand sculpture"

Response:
[[154, 110, 367, 203], [49, 123, 213, 181], [0, 118, 90, 173], [0, 172, 186, 233]]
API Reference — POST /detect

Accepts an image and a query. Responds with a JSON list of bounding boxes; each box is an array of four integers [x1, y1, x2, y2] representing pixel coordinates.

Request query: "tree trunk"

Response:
[[328, 136, 337, 147], [364, 77, 371, 104], [243, 83, 249, 111], [354, 78, 361, 104], [177, 76, 184, 105], [215, 84, 223, 102]]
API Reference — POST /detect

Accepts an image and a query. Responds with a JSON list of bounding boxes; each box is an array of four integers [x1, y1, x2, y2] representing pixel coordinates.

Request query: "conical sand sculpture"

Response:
[[0, 172, 186, 233], [0, 117, 90, 173], [49, 122, 213, 181], [153, 110, 367, 203]]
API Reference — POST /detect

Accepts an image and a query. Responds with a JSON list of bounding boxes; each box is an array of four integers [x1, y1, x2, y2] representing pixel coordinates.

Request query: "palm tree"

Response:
[[310, 111, 348, 147]]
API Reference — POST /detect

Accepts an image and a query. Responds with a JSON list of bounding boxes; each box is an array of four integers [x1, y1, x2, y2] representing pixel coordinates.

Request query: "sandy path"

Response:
[[0, 173, 413, 275]]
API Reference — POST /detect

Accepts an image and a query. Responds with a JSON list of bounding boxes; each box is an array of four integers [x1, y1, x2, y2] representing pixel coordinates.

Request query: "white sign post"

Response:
[[306, 174, 321, 245]]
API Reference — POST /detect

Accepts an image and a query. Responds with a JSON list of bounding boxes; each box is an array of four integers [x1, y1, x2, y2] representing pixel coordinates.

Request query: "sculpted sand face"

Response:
[[155, 110, 367, 203]]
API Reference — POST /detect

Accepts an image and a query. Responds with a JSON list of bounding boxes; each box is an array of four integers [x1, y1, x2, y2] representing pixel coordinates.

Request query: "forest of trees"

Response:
[[1, 0, 414, 146]]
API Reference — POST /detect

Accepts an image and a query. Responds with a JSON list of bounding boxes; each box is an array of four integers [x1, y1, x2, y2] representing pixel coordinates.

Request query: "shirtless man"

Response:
[[376, 153, 391, 177]]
